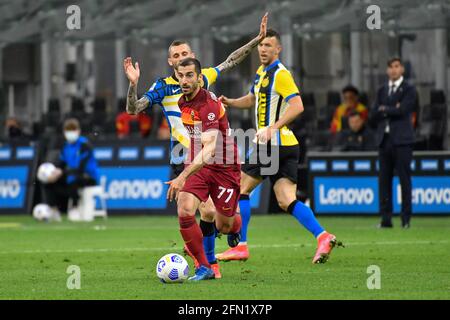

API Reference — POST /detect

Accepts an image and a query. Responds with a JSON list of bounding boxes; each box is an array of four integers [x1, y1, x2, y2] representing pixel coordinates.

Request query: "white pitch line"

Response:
[[0, 240, 448, 255]]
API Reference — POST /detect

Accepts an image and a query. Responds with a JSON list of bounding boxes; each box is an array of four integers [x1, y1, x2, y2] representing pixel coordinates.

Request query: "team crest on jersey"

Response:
[[208, 113, 216, 121], [191, 110, 195, 121], [261, 77, 270, 88]]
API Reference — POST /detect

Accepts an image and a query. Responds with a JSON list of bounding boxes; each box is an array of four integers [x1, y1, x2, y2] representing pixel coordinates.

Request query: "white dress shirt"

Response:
[[385, 76, 404, 133]]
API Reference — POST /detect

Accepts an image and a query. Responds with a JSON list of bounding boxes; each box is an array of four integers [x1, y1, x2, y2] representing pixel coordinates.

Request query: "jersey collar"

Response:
[[263, 59, 280, 72]]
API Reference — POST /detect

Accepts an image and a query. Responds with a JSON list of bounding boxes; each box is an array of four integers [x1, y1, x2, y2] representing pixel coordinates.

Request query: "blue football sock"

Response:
[[288, 200, 325, 238], [239, 194, 251, 243], [199, 220, 216, 264], [203, 234, 216, 264]]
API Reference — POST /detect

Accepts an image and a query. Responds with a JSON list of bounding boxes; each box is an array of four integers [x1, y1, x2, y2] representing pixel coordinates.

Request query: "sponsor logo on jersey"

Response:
[[257, 93, 267, 127], [186, 126, 202, 137]]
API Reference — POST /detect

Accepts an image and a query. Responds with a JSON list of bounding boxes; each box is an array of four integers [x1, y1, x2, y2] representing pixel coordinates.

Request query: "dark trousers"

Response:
[[43, 176, 97, 212], [378, 134, 412, 224]]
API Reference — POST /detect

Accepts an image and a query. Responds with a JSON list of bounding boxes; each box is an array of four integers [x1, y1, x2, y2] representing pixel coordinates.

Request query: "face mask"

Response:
[[64, 130, 80, 143]]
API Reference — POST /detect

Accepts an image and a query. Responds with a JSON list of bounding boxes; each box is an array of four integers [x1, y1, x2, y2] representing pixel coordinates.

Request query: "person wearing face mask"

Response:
[[42, 118, 99, 220]]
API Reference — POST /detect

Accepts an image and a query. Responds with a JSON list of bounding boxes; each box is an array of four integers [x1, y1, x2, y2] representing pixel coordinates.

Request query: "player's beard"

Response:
[[183, 82, 199, 99]]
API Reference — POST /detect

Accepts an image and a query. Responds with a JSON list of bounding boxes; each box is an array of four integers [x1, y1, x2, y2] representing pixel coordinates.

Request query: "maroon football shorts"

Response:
[[181, 166, 240, 217]]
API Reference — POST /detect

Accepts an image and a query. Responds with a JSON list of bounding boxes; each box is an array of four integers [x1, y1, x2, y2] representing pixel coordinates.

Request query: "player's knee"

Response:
[[215, 221, 232, 234], [240, 184, 252, 195], [199, 205, 215, 222], [177, 203, 195, 217], [277, 199, 291, 212]]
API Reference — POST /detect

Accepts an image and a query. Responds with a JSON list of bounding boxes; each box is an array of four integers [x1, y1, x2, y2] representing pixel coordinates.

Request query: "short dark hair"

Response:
[[265, 28, 281, 44], [168, 39, 191, 57], [342, 85, 359, 96], [387, 57, 402, 67], [176, 58, 202, 75], [348, 109, 361, 118]]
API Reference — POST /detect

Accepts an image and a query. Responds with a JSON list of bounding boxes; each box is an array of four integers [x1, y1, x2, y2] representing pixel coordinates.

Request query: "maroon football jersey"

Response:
[[178, 88, 240, 170]]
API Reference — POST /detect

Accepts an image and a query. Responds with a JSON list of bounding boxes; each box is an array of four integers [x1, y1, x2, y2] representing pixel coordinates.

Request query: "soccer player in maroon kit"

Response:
[[166, 58, 242, 281]]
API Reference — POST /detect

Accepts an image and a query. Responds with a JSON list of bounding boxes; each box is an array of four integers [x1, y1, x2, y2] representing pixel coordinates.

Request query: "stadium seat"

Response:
[[69, 97, 86, 117], [48, 99, 61, 113], [301, 92, 316, 107], [417, 96, 447, 150], [430, 89, 446, 105], [327, 91, 341, 107], [359, 91, 369, 107], [307, 130, 332, 151], [42, 99, 62, 129]]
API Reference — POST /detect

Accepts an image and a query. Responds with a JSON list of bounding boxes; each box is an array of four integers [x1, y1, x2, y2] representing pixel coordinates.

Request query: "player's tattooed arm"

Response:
[[124, 57, 149, 114], [126, 83, 149, 115], [215, 12, 268, 73]]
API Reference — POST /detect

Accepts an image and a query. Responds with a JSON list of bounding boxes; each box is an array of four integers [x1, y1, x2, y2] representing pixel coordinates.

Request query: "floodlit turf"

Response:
[[0, 214, 449, 300]]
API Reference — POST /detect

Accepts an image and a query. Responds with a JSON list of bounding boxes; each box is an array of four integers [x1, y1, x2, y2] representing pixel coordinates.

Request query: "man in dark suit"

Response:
[[370, 57, 417, 229]]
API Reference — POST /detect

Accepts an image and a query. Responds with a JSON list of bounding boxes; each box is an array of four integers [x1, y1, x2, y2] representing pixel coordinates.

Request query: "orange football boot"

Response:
[[211, 263, 222, 279], [312, 232, 343, 264], [215, 244, 249, 261]]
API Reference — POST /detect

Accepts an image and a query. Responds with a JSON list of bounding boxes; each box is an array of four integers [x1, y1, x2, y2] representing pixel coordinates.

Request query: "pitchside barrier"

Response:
[[0, 141, 39, 215], [0, 139, 271, 215], [308, 151, 450, 215]]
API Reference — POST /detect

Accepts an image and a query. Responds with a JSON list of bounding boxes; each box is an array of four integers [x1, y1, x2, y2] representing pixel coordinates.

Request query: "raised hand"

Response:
[[258, 12, 268, 40], [123, 57, 140, 86]]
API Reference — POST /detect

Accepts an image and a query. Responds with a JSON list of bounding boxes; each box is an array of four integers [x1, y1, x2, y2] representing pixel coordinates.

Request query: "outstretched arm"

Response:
[[219, 93, 255, 109], [215, 12, 268, 73]]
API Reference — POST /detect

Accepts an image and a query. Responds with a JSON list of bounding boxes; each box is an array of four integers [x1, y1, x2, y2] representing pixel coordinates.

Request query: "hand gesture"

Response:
[[123, 57, 140, 86], [258, 12, 269, 40]]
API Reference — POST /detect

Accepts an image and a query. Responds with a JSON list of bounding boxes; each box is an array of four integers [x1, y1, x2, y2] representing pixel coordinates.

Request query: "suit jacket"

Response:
[[370, 80, 417, 146]]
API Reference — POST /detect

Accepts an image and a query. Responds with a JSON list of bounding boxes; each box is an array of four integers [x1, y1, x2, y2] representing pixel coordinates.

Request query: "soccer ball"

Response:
[[156, 253, 190, 283], [37, 162, 56, 183], [32, 203, 53, 221]]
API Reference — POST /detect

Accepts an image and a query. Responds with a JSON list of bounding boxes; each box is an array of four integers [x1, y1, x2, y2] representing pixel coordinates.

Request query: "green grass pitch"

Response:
[[0, 214, 449, 300]]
